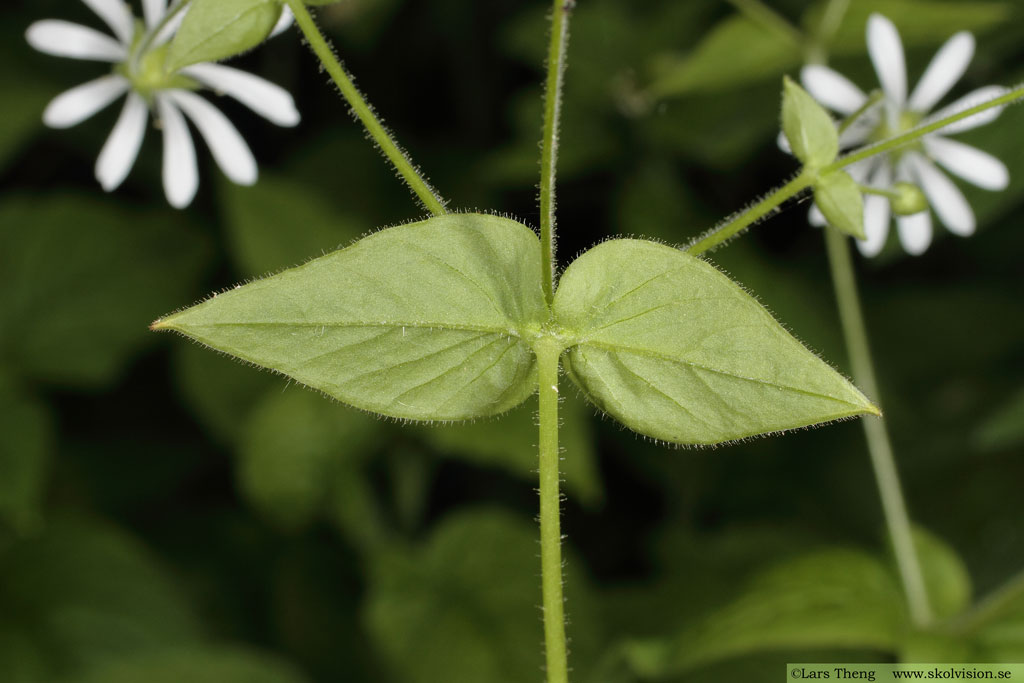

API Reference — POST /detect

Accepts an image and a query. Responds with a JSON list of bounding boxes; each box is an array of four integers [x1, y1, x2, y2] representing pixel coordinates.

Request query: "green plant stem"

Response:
[[823, 225, 932, 627], [539, 0, 573, 306], [687, 170, 810, 254], [688, 83, 1024, 257], [133, 0, 192, 67], [535, 338, 569, 683], [953, 567, 1024, 634], [283, 0, 446, 216], [726, 0, 803, 47]]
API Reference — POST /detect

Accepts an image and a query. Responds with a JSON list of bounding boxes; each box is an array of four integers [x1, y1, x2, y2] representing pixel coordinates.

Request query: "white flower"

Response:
[[26, 0, 300, 209], [801, 13, 1009, 256]]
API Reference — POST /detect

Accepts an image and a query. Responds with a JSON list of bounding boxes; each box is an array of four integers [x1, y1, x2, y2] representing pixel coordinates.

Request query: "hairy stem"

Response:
[[823, 226, 932, 627], [539, 0, 573, 306], [687, 171, 810, 254], [536, 339, 569, 683], [689, 83, 1024, 257], [284, 0, 447, 215]]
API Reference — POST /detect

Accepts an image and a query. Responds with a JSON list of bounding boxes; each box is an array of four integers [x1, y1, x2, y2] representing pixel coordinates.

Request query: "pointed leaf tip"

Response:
[[553, 239, 880, 445]]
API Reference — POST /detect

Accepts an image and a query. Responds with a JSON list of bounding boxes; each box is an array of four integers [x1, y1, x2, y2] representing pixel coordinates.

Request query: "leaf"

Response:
[[68, 647, 308, 683], [220, 173, 366, 278], [167, 0, 283, 71], [807, 0, 1010, 55], [907, 527, 971, 621], [154, 214, 547, 422], [815, 171, 865, 239], [552, 239, 878, 445], [782, 76, 838, 169], [0, 516, 200, 670], [0, 377, 51, 534], [419, 391, 602, 506], [624, 549, 907, 678], [648, 15, 802, 98], [965, 572, 1024, 661], [0, 194, 210, 387], [239, 387, 379, 531], [364, 509, 603, 683]]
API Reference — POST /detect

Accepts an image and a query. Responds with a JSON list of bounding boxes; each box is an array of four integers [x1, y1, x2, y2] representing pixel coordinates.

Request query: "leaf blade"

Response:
[[154, 214, 547, 422], [553, 239, 878, 445]]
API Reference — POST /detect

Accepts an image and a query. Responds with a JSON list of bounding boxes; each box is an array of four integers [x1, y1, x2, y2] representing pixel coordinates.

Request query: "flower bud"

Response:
[[890, 182, 928, 216]]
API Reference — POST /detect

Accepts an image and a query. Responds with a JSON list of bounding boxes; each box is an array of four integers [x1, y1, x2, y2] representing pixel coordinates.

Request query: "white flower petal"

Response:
[[908, 153, 975, 236], [928, 86, 1009, 135], [270, 5, 294, 37], [896, 211, 932, 255], [143, 0, 167, 28], [42, 75, 129, 128], [26, 20, 127, 61], [81, 0, 135, 45], [155, 5, 188, 45], [925, 136, 1009, 191], [908, 31, 974, 113], [838, 120, 872, 148], [858, 163, 892, 257], [95, 92, 148, 191], [867, 13, 907, 106], [181, 63, 300, 127], [166, 90, 257, 185], [801, 65, 867, 115], [809, 203, 827, 227], [156, 96, 198, 209]]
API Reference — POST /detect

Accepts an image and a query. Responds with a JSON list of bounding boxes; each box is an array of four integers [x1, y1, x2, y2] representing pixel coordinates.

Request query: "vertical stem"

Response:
[[536, 339, 569, 683], [539, 0, 572, 306], [823, 226, 932, 627], [284, 0, 447, 216]]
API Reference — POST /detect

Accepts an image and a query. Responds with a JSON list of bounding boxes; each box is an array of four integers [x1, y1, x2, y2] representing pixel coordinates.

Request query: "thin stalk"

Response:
[[726, 0, 803, 47], [536, 338, 569, 683], [283, 0, 446, 215], [952, 567, 1024, 634], [687, 170, 810, 254], [133, 0, 192, 67], [688, 84, 1024, 257], [837, 91, 884, 136], [824, 83, 1024, 175], [539, 0, 573, 305], [823, 226, 932, 627]]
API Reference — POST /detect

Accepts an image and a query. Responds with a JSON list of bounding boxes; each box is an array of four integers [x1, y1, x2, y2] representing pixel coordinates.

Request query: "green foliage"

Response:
[[420, 392, 602, 506], [816, 172, 866, 239], [625, 548, 907, 678], [0, 516, 200, 677], [0, 195, 209, 387], [649, 14, 801, 98], [974, 387, 1024, 451], [167, 0, 285, 71], [68, 648, 308, 683], [239, 388, 379, 532], [782, 76, 838, 170], [911, 527, 972, 621], [154, 214, 546, 421], [0, 376, 51, 533], [553, 239, 878, 444], [220, 172, 365, 278], [364, 509, 602, 683]]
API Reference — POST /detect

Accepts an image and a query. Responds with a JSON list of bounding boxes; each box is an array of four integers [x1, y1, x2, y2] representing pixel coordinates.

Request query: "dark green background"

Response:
[[2, 0, 1023, 681]]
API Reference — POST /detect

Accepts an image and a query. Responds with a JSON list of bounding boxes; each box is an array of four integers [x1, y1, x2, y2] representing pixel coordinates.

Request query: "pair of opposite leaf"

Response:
[[154, 214, 879, 446]]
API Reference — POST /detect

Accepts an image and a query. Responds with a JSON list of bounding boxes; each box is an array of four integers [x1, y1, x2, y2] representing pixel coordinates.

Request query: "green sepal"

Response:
[[166, 0, 283, 71], [782, 75, 839, 168], [552, 239, 879, 445], [815, 170, 865, 240], [153, 214, 548, 422]]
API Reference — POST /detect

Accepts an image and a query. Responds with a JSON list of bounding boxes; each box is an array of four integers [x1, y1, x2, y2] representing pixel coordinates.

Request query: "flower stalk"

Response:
[[823, 225, 932, 626], [283, 0, 447, 216]]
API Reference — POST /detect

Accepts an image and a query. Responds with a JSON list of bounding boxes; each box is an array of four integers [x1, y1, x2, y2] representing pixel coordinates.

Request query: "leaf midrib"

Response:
[[576, 339, 865, 407]]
